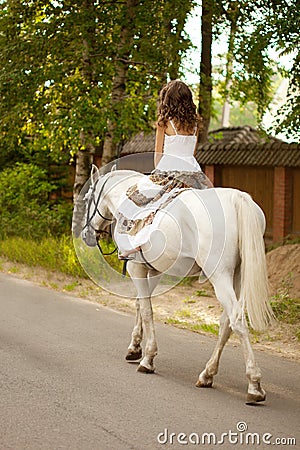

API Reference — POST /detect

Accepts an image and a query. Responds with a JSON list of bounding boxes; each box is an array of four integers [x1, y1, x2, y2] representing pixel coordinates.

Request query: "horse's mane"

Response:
[[106, 169, 146, 181]]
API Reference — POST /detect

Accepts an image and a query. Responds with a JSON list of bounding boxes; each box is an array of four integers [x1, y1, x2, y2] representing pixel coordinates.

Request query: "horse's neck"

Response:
[[109, 170, 145, 209]]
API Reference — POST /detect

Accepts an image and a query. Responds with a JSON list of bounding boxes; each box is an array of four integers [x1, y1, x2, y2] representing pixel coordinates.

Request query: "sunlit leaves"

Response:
[[213, 0, 299, 136]]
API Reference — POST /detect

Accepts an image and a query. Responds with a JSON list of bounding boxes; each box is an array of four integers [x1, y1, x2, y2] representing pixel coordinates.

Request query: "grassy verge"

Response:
[[266, 236, 300, 252], [270, 274, 300, 341], [0, 234, 125, 278], [0, 235, 86, 278]]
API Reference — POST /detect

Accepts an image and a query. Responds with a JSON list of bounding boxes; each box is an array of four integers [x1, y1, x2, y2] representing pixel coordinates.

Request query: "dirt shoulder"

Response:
[[1, 253, 299, 362]]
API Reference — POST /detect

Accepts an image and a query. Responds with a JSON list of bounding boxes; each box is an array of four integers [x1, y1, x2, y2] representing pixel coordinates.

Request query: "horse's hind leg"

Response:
[[207, 275, 265, 403], [232, 319, 266, 404], [196, 311, 232, 387]]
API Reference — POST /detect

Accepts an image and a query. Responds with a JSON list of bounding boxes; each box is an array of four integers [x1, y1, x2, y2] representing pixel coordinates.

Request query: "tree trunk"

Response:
[[198, 0, 213, 144], [101, 0, 138, 167], [72, 145, 94, 237]]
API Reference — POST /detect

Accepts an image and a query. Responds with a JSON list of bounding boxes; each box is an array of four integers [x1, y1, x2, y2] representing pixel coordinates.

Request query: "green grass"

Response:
[[63, 281, 81, 291], [270, 294, 300, 325], [175, 308, 192, 319], [0, 235, 86, 278], [269, 272, 300, 341], [166, 317, 219, 335], [195, 289, 212, 297], [0, 234, 124, 279], [177, 276, 195, 286], [183, 297, 197, 304], [270, 273, 300, 325]]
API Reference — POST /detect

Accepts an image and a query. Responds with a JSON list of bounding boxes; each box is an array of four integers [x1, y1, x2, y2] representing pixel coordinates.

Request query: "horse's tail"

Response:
[[234, 191, 275, 331]]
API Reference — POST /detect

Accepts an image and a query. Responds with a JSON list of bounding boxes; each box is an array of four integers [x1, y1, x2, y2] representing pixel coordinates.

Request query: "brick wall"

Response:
[[204, 165, 215, 185], [273, 167, 293, 242]]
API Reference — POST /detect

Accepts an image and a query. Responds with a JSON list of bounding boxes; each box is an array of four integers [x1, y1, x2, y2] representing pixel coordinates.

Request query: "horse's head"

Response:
[[81, 165, 113, 247]]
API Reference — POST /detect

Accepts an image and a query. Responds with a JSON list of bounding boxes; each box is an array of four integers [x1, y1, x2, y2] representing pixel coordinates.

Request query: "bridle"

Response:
[[82, 176, 117, 256], [82, 172, 156, 273]]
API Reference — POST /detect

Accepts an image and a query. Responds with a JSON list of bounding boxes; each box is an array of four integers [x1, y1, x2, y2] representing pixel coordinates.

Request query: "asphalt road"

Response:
[[0, 273, 299, 450]]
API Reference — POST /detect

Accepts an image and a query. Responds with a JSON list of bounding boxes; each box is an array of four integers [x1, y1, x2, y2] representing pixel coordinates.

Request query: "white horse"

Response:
[[81, 167, 274, 404]]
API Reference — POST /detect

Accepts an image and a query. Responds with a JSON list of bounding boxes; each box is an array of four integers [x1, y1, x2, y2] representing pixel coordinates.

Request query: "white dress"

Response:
[[114, 120, 210, 253], [156, 120, 201, 172]]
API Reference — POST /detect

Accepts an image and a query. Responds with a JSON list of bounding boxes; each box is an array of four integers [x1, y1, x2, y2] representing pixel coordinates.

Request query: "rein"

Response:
[[86, 177, 111, 224], [96, 231, 117, 256], [83, 176, 118, 257], [83, 173, 157, 267], [139, 248, 157, 271]]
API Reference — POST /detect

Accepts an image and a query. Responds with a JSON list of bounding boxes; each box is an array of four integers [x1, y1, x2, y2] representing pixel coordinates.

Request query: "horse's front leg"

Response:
[[126, 263, 159, 373], [125, 298, 143, 361], [137, 296, 157, 373]]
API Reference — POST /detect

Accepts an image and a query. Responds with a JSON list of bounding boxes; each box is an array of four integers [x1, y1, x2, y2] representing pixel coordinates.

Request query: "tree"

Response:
[[265, 0, 300, 139], [101, 0, 139, 167], [196, 0, 299, 140], [0, 0, 194, 179], [101, 0, 195, 166], [0, 0, 195, 238], [198, 0, 213, 143]]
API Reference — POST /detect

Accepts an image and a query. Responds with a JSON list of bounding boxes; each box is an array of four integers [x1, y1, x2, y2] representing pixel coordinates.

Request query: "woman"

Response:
[[154, 79, 207, 182], [116, 80, 212, 258]]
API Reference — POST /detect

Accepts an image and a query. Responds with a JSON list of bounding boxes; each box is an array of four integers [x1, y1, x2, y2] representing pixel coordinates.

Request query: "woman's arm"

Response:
[[154, 124, 164, 167]]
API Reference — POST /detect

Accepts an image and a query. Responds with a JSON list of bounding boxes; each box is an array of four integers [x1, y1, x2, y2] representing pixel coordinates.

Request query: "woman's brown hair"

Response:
[[157, 80, 199, 133]]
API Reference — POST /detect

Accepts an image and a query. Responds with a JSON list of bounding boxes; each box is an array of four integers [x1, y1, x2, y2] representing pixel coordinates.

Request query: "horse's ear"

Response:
[[90, 164, 99, 186]]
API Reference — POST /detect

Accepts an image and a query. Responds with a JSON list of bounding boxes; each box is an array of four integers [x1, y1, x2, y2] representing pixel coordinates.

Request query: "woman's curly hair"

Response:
[[157, 80, 201, 133]]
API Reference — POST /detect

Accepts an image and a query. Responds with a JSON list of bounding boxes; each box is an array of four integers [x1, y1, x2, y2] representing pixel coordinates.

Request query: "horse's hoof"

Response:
[[195, 378, 213, 388], [137, 364, 155, 374], [246, 391, 266, 405], [125, 348, 142, 361]]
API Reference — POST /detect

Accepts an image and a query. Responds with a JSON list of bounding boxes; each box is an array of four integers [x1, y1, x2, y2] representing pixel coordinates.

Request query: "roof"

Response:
[[120, 126, 300, 167], [195, 142, 300, 167], [206, 126, 281, 145], [121, 131, 155, 155]]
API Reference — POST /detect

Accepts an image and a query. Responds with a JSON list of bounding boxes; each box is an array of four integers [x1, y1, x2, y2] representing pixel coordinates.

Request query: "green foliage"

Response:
[[0, 163, 72, 239], [273, 53, 300, 140], [212, 0, 300, 135], [210, 97, 258, 129], [0, 0, 194, 167]]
